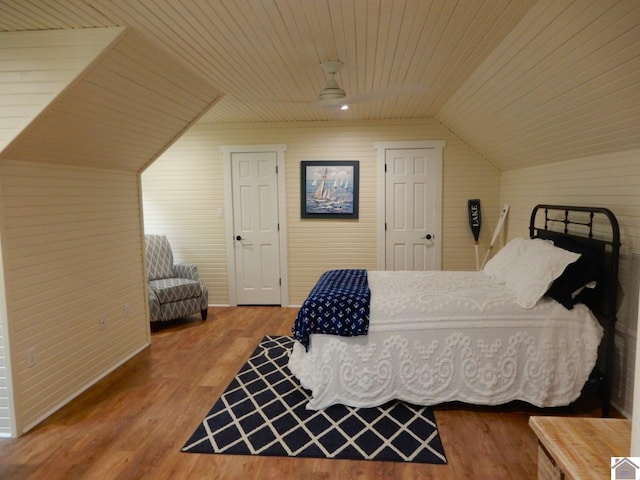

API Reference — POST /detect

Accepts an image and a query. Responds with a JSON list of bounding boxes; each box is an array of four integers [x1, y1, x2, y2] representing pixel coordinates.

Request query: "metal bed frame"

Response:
[[529, 204, 621, 417]]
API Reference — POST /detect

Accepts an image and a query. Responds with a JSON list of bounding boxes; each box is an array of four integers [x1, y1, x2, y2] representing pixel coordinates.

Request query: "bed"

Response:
[[288, 205, 620, 416]]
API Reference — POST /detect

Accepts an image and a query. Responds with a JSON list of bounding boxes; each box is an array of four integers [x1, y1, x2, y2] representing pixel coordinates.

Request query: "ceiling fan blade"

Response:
[[340, 84, 428, 104]]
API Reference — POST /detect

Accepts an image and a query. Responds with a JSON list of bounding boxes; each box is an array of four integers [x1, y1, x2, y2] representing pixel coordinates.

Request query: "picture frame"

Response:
[[301, 160, 359, 219]]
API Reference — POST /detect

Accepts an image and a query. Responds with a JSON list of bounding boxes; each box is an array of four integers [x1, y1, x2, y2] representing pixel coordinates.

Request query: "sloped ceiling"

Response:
[[0, 0, 638, 171], [0, 28, 121, 153], [439, 0, 640, 169], [0, 27, 223, 172]]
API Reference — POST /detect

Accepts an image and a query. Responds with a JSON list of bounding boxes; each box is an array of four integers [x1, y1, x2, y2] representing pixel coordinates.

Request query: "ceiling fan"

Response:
[[314, 60, 426, 111], [234, 60, 425, 111], [317, 61, 348, 105]]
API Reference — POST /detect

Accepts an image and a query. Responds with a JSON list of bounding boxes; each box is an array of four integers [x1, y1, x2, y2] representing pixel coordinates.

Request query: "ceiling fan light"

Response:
[[318, 87, 346, 100], [318, 62, 347, 101], [340, 104, 349, 110]]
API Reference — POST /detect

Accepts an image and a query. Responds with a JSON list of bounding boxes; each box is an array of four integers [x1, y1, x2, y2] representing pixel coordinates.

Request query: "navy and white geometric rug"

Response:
[[182, 335, 447, 464]]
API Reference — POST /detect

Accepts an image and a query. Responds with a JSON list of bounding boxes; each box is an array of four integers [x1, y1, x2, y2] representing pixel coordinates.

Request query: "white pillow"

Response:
[[483, 237, 526, 284], [484, 237, 581, 309]]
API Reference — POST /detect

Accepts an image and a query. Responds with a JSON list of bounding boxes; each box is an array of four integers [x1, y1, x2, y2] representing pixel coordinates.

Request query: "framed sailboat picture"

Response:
[[301, 160, 359, 219]]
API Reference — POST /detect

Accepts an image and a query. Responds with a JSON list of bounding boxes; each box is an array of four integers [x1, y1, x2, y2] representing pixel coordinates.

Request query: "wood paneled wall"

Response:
[[142, 118, 501, 305], [0, 27, 226, 435], [0, 161, 149, 434], [500, 148, 640, 416]]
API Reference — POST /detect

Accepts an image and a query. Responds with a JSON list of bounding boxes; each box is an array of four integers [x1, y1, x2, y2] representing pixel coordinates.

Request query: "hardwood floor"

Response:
[[0, 306, 617, 479]]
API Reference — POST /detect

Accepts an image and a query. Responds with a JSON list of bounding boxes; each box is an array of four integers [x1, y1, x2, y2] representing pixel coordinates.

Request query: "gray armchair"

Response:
[[144, 234, 209, 322]]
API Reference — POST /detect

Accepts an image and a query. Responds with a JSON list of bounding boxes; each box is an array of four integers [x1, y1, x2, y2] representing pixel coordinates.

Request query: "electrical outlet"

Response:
[[98, 314, 107, 331], [123, 303, 130, 319], [27, 347, 37, 367]]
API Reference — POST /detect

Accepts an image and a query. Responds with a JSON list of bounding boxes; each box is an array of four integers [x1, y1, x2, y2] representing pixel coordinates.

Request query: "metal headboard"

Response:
[[529, 204, 620, 416]]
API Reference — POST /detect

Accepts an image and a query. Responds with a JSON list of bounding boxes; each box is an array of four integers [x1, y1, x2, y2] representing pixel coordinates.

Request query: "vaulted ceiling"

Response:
[[1, 0, 638, 171]]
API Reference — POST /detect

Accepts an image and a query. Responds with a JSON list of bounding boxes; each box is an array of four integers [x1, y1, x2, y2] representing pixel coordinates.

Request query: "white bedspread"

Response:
[[288, 271, 603, 410]]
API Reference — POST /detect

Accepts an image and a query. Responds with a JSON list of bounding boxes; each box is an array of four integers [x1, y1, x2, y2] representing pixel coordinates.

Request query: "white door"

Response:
[[231, 151, 281, 304], [384, 147, 442, 270]]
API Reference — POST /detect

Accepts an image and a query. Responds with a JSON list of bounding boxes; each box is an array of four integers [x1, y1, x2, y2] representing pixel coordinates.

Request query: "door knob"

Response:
[[236, 235, 243, 241], [424, 234, 433, 240]]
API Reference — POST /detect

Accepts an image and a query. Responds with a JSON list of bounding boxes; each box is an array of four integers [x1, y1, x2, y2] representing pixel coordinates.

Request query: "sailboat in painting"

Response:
[[313, 168, 332, 201]]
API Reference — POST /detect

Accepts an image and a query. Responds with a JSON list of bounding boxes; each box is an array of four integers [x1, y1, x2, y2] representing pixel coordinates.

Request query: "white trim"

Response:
[[221, 144, 289, 307], [374, 141, 446, 271], [136, 174, 152, 342], [0, 179, 17, 438]]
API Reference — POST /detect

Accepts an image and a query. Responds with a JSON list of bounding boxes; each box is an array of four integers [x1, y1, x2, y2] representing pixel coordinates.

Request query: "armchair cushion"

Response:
[[148, 278, 202, 304]]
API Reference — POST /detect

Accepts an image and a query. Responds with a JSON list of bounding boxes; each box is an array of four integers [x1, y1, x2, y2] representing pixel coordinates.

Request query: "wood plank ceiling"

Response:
[[1, 0, 638, 170]]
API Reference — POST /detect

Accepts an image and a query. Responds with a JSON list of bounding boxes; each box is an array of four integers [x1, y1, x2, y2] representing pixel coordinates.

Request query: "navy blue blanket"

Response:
[[292, 269, 371, 350]]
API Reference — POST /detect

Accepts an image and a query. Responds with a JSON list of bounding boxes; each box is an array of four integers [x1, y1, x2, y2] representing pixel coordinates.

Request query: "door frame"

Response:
[[222, 144, 289, 307], [374, 140, 446, 270]]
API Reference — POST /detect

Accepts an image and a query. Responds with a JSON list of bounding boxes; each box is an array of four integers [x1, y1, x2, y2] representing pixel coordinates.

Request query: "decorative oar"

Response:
[[481, 204, 510, 270], [467, 199, 482, 271]]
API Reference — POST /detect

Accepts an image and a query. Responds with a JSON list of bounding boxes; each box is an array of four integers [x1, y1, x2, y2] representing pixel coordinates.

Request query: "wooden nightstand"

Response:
[[529, 416, 631, 480]]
